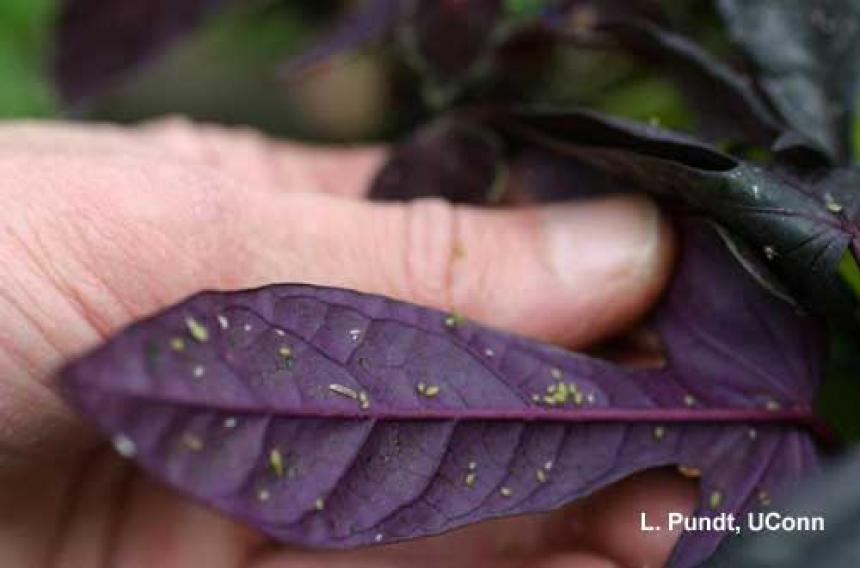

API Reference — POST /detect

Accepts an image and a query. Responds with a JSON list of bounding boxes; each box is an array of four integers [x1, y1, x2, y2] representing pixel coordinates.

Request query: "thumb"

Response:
[[234, 192, 674, 348]]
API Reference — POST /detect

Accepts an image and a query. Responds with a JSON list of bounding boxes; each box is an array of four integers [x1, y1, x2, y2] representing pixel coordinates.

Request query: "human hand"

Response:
[[0, 119, 694, 568]]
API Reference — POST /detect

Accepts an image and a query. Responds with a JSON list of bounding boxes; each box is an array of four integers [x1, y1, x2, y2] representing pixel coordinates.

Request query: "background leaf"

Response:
[[282, 0, 404, 77], [491, 106, 856, 313], [369, 119, 507, 203], [589, 19, 783, 147], [54, 0, 233, 102], [718, 0, 860, 163]]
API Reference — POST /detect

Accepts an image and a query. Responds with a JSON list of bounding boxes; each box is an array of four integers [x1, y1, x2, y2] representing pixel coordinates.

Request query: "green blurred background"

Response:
[[0, 0, 697, 139]]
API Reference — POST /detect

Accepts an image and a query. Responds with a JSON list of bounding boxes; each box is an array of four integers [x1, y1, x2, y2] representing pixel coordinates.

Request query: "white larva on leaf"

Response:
[[825, 193, 844, 213], [112, 434, 136, 458], [217, 314, 230, 330], [328, 383, 359, 400]]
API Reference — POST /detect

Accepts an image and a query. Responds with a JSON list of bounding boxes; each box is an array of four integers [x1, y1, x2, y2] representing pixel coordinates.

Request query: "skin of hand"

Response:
[[0, 118, 696, 568]]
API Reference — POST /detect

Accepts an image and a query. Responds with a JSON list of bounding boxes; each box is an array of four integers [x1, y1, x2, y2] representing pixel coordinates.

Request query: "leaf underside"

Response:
[[59, 223, 823, 568]]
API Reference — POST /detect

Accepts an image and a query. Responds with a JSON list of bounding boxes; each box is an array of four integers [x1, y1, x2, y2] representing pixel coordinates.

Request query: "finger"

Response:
[[228, 192, 674, 348], [250, 469, 694, 567], [1, 152, 673, 388], [560, 468, 699, 566], [250, 513, 617, 568], [138, 117, 386, 197], [108, 475, 262, 568], [0, 120, 385, 198]]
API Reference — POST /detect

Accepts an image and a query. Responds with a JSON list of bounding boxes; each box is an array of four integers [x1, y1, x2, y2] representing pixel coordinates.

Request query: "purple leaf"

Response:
[[58, 223, 824, 567], [718, 0, 860, 163], [54, 0, 233, 102], [369, 120, 506, 203], [285, 0, 508, 99], [282, 0, 406, 77], [591, 19, 785, 148], [406, 0, 502, 85], [491, 106, 855, 313]]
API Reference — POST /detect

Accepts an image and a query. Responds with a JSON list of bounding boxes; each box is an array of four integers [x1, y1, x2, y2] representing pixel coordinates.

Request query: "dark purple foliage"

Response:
[[54, 0, 232, 102], [284, 0, 509, 103], [282, 0, 405, 77], [490, 106, 857, 313], [59, 222, 824, 567], [369, 121, 505, 203], [718, 0, 860, 163], [585, 19, 784, 147], [407, 0, 502, 84]]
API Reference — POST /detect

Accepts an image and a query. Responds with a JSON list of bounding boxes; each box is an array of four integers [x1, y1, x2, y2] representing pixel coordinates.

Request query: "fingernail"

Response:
[[541, 195, 665, 289]]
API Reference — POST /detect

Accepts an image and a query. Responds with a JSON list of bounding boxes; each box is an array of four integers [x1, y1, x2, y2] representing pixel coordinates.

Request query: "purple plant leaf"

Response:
[[404, 0, 502, 86], [718, 0, 860, 163], [810, 166, 860, 265], [281, 0, 406, 77], [589, 19, 785, 149], [54, 0, 234, 102], [507, 146, 631, 202], [490, 106, 856, 313], [285, 0, 517, 101], [58, 222, 824, 567], [369, 120, 506, 204]]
